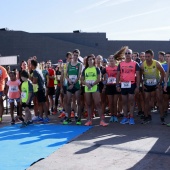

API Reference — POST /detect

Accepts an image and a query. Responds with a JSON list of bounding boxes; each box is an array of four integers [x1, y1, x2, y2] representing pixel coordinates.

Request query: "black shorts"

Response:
[[81, 86, 85, 95], [22, 102, 31, 108], [47, 87, 55, 96], [144, 85, 157, 92], [121, 83, 136, 95], [35, 89, 46, 103], [67, 86, 80, 94], [98, 82, 104, 93], [106, 85, 120, 95]]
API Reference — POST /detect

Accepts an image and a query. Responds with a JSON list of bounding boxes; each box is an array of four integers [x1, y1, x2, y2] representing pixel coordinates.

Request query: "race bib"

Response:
[[107, 77, 116, 84], [21, 92, 26, 99], [86, 80, 95, 86], [57, 75, 61, 80], [69, 75, 77, 83], [121, 82, 131, 88], [9, 86, 18, 92], [146, 79, 157, 85]]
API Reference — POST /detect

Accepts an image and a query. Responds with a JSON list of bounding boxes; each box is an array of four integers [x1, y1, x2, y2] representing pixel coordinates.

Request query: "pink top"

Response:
[[119, 61, 137, 83], [6, 80, 21, 99]]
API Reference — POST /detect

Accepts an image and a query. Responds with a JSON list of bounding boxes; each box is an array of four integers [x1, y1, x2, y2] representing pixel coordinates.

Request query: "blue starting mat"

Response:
[[0, 124, 92, 170]]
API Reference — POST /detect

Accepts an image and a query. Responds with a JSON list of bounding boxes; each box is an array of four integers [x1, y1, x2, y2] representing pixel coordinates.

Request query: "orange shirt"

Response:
[[6, 80, 21, 99], [0, 66, 8, 91], [47, 68, 55, 87]]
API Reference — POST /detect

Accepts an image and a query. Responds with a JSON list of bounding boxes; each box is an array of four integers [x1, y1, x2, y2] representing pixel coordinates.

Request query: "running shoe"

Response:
[[58, 112, 66, 118], [129, 117, 135, 125], [114, 116, 118, 122], [167, 123, 170, 127], [161, 117, 166, 125], [20, 122, 27, 128], [38, 117, 44, 122], [32, 116, 39, 122], [27, 120, 33, 125], [63, 118, 72, 125], [120, 117, 129, 124], [85, 120, 92, 126], [141, 116, 150, 124], [109, 116, 114, 122], [76, 119, 82, 125], [43, 117, 50, 123], [19, 117, 24, 122], [52, 110, 58, 115], [11, 119, 15, 125], [100, 120, 108, 127]]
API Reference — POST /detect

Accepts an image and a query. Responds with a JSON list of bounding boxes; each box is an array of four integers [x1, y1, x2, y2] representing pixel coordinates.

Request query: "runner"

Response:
[[102, 55, 120, 122], [116, 48, 140, 125], [81, 55, 108, 126], [59, 52, 73, 119], [20, 70, 34, 127], [140, 49, 165, 124], [0, 65, 8, 123], [63, 49, 82, 125], [30, 59, 49, 123], [6, 71, 22, 125]]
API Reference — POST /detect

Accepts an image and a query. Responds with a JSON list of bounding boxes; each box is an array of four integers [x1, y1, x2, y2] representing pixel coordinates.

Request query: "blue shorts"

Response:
[[8, 98, 20, 103], [0, 91, 3, 97]]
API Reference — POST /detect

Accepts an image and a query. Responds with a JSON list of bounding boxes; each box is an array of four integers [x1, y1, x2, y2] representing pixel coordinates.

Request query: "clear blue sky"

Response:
[[1, 0, 170, 40]]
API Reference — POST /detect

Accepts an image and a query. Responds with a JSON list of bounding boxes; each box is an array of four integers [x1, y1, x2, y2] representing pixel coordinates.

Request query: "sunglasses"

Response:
[[125, 52, 131, 55]]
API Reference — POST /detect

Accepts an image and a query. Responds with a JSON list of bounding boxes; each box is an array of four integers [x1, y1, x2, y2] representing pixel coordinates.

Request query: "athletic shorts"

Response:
[[47, 87, 55, 96], [22, 102, 31, 108], [98, 82, 104, 93], [121, 83, 136, 95], [67, 85, 80, 94], [144, 85, 157, 92], [106, 85, 120, 95], [8, 98, 20, 103], [35, 89, 46, 103], [81, 86, 85, 95], [0, 91, 3, 97]]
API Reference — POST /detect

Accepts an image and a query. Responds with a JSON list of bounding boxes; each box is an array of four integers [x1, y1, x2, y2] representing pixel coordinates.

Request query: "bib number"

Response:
[[9, 86, 18, 92], [86, 80, 95, 86], [121, 82, 131, 88], [21, 92, 26, 99], [107, 77, 116, 84], [69, 75, 77, 83], [146, 79, 157, 85], [57, 75, 61, 80]]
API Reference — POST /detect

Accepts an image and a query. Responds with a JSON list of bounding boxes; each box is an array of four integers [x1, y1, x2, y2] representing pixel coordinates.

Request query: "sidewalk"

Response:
[[1, 110, 170, 170]]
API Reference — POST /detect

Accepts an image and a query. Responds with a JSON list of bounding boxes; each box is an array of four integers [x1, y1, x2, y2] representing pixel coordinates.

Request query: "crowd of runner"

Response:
[[0, 47, 170, 127]]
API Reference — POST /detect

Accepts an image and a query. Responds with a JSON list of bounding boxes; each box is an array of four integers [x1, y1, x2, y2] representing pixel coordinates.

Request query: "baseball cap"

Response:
[[103, 58, 108, 63]]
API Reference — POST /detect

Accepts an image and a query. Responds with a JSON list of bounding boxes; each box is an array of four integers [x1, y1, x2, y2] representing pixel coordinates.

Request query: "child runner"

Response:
[[6, 71, 23, 125], [20, 70, 33, 127]]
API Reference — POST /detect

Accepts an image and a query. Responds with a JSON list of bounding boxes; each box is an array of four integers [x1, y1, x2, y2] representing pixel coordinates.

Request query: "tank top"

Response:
[[84, 66, 98, 92], [119, 61, 137, 83], [67, 62, 80, 88], [143, 60, 160, 86], [106, 65, 117, 85]]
